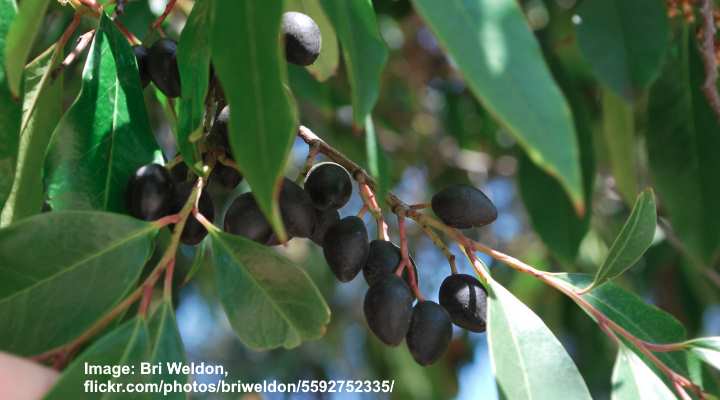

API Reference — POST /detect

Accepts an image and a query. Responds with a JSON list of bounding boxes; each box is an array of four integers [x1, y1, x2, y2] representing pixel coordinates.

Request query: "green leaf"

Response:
[[210, 0, 298, 240], [210, 230, 330, 349], [411, 0, 584, 210], [0, 0, 21, 210], [1, 45, 62, 226], [44, 318, 151, 400], [487, 279, 592, 400], [364, 115, 389, 206], [611, 344, 675, 400], [0, 211, 157, 355], [576, 0, 669, 101], [3, 0, 51, 97], [686, 337, 720, 371], [321, 0, 388, 125], [46, 14, 158, 213], [183, 239, 208, 284], [601, 88, 638, 205], [647, 28, 720, 266], [147, 300, 188, 399], [176, 0, 211, 175], [588, 189, 656, 290], [285, 0, 339, 82]]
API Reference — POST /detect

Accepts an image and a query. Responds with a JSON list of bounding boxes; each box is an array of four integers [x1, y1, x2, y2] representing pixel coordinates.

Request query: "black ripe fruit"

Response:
[[304, 162, 352, 210], [148, 38, 181, 98], [209, 163, 243, 189], [322, 216, 369, 282], [431, 184, 497, 229], [406, 301, 452, 366], [224, 192, 273, 243], [439, 274, 488, 332], [282, 12, 321, 66], [364, 275, 414, 346], [363, 240, 419, 288], [174, 182, 214, 246], [169, 161, 188, 184], [210, 105, 231, 152], [310, 208, 340, 245], [279, 178, 316, 238], [126, 163, 174, 221], [133, 45, 150, 88]]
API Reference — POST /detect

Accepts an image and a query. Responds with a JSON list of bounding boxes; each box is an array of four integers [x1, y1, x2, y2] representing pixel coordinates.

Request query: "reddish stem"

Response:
[[114, 19, 140, 45], [395, 213, 424, 300], [138, 282, 154, 317], [152, 0, 178, 29]]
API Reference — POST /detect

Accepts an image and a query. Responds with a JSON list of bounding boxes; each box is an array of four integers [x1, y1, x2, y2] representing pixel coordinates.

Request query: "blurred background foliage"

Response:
[[23, 0, 720, 398]]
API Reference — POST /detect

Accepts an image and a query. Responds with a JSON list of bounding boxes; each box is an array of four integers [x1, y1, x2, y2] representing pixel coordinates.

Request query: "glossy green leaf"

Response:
[[588, 189, 656, 290], [1, 45, 62, 226], [487, 279, 592, 400], [183, 239, 208, 284], [0, 0, 21, 211], [321, 0, 387, 125], [364, 115, 389, 207], [210, 230, 330, 349], [46, 14, 158, 213], [611, 344, 675, 400], [210, 1, 298, 240], [3, 0, 51, 97], [45, 318, 151, 400], [686, 337, 720, 371], [576, 0, 669, 101], [412, 0, 584, 210], [147, 300, 187, 399], [176, 0, 211, 175], [602, 88, 638, 205], [285, 0, 339, 81], [647, 29, 720, 266], [0, 211, 157, 355]]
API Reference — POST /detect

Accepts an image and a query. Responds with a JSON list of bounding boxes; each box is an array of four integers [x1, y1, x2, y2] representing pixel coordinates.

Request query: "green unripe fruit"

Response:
[[439, 274, 488, 332], [224, 192, 273, 243], [279, 178, 316, 238], [282, 12, 321, 66], [431, 184, 497, 229], [126, 163, 175, 221], [310, 208, 340, 245], [322, 216, 369, 282], [148, 38, 181, 98], [364, 274, 414, 346], [406, 301, 452, 366], [363, 240, 419, 289], [304, 162, 352, 210]]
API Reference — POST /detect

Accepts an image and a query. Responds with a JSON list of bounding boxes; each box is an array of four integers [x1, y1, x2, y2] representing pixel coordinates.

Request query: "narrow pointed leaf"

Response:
[[3, 0, 51, 97], [686, 337, 720, 371], [589, 189, 656, 290], [210, 230, 330, 350], [285, 0, 339, 81], [46, 14, 158, 212], [601, 88, 638, 205], [176, 0, 211, 175], [0, 0, 21, 210], [147, 300, 187, 399], [364, 115, 390, 204], [210, 1, 298, 240], [0, 211, 157, 355], [487, 279, 592, 400], [611, 344, 675, 400], [1, 45, 62, 226], [412, 0, 584, 210]]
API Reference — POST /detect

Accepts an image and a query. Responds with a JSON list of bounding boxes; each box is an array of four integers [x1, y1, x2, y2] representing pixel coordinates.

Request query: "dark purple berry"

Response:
[[322, 216, 368, 282], [282, 12, 321, 66], [431, 184, 497, 229], [126, 163, 174, 221], [304, 162, 352, 210], [439, 274, 488, 332], [133, 45, 150, 88], [363, 240, 419, 289], [364, 274, 414, 346], [406, 301, 452, 366], [224, 192, 273, 243], [148, 38, 181, 98]]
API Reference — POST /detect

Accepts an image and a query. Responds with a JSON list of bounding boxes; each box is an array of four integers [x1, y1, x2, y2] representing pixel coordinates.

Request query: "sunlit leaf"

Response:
[[0, 0, 21, 210], [611, 344, 675, 400], [686, 337, 720, 371], [3, 0, 51, 97]]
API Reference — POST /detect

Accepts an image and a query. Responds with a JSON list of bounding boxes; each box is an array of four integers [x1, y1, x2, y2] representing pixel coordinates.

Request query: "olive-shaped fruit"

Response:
[[364, 274, 414, 346], [210, 105, 231, 152], [126, 163, 175, 221], [310, 208, 340, 245], [210, 163, 243, 189], [322, 216, 369, 282], [363, 240, 419, 289], [173, 182, 214, 246], [133, 45, 150, 88], [406, 301, 452, 366], [439, 274, 488, 332], [279, 178, 316, 238], [224, 192, 273, 243], [431, 184, 497, 229], [148, 38, 181, 98], [282, 12, 321, 66], [304, 162, 352, 210]]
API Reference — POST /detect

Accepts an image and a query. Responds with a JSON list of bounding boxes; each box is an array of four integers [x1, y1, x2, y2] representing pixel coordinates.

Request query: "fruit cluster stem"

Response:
[[395, 211, 423, 301], [152, 0, 178, 29]]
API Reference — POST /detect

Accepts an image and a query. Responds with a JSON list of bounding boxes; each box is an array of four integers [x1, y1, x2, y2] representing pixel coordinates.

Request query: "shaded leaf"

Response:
[[210, 230, 330, 349], [487, 279, 592, 400], [46, 14, 158, 212], [1, 45, 62, 226], [412, 0, 584, 210], [576, 0, 669, 101], [364, 115, 390, 207], [0, 0, 21, 210], [611, 344, 675, 400], [647, 28, 720, 266], [321, 0, 387, 125], [176, 0, 211, 175], [285, 0, 339, 81], [210, 1, 298, 240], [601, 88, 638, 205], [147, 300, 187, 399], [589, 189, 656, 290], [0, 211, 157, 355], [3, 0, 51, 97], [686, 337, 720, 371]]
